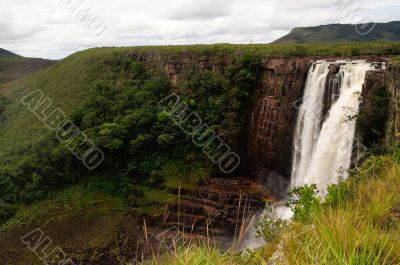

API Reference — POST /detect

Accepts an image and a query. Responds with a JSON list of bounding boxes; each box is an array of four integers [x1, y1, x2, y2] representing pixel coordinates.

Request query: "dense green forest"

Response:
[[0, 49, 262, 221], [1, 42, 400, 223]]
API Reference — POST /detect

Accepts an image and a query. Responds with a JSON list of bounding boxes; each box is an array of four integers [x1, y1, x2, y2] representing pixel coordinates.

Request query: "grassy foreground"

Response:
[[146, 151, 400, 265]]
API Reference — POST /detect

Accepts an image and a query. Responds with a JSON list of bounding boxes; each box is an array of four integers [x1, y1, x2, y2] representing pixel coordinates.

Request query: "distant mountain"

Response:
[[273, 21, 400, 44], [0, 48, 54, 84], [0, 48, 20, 58]]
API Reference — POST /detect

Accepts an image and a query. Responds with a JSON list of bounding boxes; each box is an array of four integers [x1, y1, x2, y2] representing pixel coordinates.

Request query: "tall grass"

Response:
[[279, 155, 400, 265], [146, 244, 228, 265], [143, 242, 274, 265]]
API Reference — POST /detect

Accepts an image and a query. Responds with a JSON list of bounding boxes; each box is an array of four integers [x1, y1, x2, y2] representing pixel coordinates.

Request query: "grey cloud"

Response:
[[0, 11, 42, 43], [166, 0, 231, 21], [0, 0, 399, 59]]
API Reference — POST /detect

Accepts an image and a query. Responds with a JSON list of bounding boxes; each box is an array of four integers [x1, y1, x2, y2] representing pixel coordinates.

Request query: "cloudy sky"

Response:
[[1, 0, 399, 59]]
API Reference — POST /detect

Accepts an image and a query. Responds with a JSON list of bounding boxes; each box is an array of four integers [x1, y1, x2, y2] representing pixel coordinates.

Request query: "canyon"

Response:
[[1, 48, 399, 264], [127, 52, 399, 254]]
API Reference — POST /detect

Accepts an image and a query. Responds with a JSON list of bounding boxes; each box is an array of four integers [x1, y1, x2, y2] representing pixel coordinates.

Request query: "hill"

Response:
[[0, 48, 20, 58], [273, 21, 400, 44], [0, 48, 54, 84]]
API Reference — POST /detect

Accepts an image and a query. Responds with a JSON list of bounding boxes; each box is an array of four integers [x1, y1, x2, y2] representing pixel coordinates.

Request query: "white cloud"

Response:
[[0, 0, 399, 59]]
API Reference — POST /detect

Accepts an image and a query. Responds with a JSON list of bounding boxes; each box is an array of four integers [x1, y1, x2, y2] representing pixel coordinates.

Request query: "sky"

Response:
[[1, 0, 400, 59]]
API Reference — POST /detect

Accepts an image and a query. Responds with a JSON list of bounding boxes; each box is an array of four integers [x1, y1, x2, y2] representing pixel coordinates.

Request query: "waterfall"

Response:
[[291, 61, 373, 195], [274, 60, 373, 220], [290, 62, 331, 190], [240, 60, 375, 250]]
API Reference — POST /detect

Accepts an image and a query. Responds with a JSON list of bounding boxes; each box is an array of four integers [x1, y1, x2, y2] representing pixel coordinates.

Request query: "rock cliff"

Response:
[[386, 62, 400, 145], [244, 59, 310, 178], [126, 51, 312, 179], [125, 51, 399, 178], [360, 61, 400, 150]]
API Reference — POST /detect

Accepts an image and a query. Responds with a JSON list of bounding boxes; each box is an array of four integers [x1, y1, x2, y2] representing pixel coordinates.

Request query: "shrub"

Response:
[[287, 184, 321, 222], [0, 96, 7, 123], [0, 201, 18, 224], [394, 143, 400, 162], [255, 207, 289, 242], [325, 181, 353, 208]]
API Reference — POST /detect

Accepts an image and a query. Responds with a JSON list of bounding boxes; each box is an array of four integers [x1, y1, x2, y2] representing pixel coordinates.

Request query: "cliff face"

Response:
[[148, 178, 269, 250], [127, 51, 229, 88], [244, 59, 310, 177], [361, 62, 400, 150], [125, 51, 312, 178], [386, 63, 400, 146], [126, 51, 399, 177]]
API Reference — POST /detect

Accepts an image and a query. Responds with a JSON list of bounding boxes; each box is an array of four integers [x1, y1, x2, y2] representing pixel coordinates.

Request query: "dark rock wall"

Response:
[[361, 62, 400, 150], [124, 51, 398, 177], [244, 59, 311, 177], [126, 51, 312, 178], [323, 64, 342, 117], [127, 51, 229, 88], [386, 63, 400, 146]]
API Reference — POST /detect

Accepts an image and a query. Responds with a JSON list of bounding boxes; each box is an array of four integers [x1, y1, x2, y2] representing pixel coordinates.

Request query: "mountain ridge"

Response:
[[273, 21, 400, 44], [0, 48, 54, 84], [0, 48, 21, 58]]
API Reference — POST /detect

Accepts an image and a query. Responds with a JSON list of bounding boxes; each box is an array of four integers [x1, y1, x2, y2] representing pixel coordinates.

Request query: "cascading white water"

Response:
[[241, 60, 375, 250], [274, 61, 373, 220], [291, 62, 331, 189], [291, 61, 373, 195]]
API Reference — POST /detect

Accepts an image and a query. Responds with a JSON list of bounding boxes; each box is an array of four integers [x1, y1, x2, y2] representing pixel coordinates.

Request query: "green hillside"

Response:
[[0, 48, 54, 84], [1, 43, 400, 206], [274, 21, 400, 44], [0, 45, 264, 208]]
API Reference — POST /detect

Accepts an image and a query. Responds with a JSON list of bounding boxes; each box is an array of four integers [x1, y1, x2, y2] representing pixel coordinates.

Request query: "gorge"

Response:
[[132, 53, 397, 252], [0, 46, 399, 263]]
